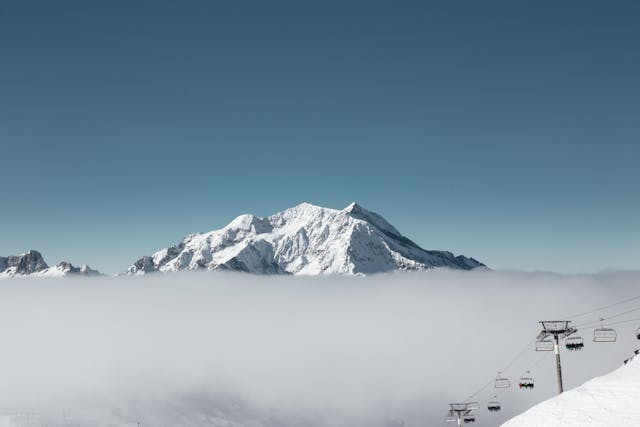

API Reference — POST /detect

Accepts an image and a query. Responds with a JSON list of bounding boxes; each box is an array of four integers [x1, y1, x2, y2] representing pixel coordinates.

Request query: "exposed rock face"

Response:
[[0, 250, 49, 276], [126, 202, 485, 276], [0, 250, 101, 278], [47, 262, 102, 277]]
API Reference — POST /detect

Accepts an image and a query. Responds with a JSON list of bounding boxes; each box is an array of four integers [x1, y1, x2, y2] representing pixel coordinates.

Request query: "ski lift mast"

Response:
[[446, 403, 477, 426], [537, 320, 576, 394]]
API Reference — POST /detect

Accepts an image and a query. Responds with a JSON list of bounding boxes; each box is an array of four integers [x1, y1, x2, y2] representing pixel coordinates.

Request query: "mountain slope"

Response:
[[502, 353, 640, 427], [127, 202, 484, 275], [0, 250, 101, 278]]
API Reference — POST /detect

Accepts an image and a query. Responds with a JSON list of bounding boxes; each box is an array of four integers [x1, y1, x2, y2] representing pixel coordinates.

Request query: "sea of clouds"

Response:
[[0, 269, 639, 427]]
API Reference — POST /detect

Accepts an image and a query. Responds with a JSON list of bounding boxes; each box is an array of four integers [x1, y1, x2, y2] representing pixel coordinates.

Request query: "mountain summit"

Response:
[[126, 202, 484, 275], [0, 250, 101, 279]]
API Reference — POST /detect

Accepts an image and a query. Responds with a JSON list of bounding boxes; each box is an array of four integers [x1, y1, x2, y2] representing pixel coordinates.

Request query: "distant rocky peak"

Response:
[[0, 251, 101, 278], [0, 250, 49, 275], [54, 261, 101, 276]]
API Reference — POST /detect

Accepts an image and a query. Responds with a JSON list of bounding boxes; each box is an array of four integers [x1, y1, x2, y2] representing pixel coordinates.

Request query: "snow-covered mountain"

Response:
[[0, 250, 101, 279], [503, 352, 640, 427], [126, 202, 484, 275]]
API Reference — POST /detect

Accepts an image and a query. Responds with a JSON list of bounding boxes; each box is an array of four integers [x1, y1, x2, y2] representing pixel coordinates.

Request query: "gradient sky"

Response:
[[1, 0, 639, 274]]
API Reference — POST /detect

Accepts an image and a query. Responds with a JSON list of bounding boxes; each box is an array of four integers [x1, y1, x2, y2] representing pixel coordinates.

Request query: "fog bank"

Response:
[[0, 270, 639, 426]]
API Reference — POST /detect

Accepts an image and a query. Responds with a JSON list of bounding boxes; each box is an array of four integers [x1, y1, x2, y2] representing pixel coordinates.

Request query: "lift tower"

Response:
[[537, 321, 576, 394], [446, 402, 478, 425]]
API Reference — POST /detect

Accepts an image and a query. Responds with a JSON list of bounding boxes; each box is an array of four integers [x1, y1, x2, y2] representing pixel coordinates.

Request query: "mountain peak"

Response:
[[126, 202, 485, 275], [0, 250, 49, 277], [0, 251, 101, 279], [343, 201, 361, 212]]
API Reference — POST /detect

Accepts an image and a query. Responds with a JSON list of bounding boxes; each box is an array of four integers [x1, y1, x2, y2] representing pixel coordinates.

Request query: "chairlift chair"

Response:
[[494, 372, 510, 389], [594, 327, 617, 342], [463, 411, 476, 424], [466, 402, 479, 410], [636, 326, 640, 340], [565, 335, 584, 351], [535, 338, 554, 351], [518, 371, 534, 389], [445, 411, 457, 423], [487, 397, 501, 412]]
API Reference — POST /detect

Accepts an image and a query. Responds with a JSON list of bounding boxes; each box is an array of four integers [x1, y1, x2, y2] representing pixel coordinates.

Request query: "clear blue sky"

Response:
[[1, 0, 638, 274]]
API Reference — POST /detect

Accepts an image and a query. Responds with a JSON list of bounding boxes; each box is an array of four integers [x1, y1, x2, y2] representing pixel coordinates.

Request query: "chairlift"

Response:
[[466, 402, 479, 410], [535, 338, 554, 351], [445, 411, 457, 423], [463, 412, 476, 424], [565, 335, 584, 351], [487, 397, 501, 412], [494, 372, 510, 389], [636, 326, 640, 340], [594, 319, 617, 342], [518, 371, 534, 389]]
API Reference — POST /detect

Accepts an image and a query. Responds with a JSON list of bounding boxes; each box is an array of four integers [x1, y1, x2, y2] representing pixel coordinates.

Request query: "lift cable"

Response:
[[501, 338, 537, 373], [467, 378, 495, 400], [579, 316, 640, 330], [455, 294, 640, 412], [524, 353, 547, 374], [573, 306, 640, 329], [491, 354, 547, 401], [466, 337, 536, 399], [565, 294, 640, 319]]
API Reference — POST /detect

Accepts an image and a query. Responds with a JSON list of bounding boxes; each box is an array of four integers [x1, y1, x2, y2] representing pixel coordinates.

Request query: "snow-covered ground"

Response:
[[503, 352, 640, 426], [0, 270, 638, 426]]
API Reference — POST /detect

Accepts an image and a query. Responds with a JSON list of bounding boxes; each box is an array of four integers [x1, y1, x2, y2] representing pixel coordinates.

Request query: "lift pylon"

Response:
[[446, 402, 477, 426], [537, 320, 576, 394]]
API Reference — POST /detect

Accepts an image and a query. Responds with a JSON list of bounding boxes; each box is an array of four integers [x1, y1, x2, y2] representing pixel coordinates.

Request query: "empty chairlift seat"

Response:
[[565, 335, 584, 350], [594, 327, 617, 342], [494, 372, 510, 389], [487, 397, 501, 412], [465, 402, 479, 410], [535, 338, 554, 351], [518, 371, 534, 389]]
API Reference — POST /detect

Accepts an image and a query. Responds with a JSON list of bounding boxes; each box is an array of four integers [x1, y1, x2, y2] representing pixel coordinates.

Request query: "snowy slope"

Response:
[[0, 250, 101, 279], [126, 202, 484, 275], [502, 353, 640, 427]]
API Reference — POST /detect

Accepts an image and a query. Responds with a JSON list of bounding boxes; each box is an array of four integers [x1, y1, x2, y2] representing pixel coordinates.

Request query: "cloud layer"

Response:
[[0, 270, 639, 426]]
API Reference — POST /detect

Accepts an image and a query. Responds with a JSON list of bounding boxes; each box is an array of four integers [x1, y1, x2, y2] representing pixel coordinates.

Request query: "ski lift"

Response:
[[636, 326, 640, 340], [487, 397, 501, 412], [445, 411, 457, 423], [565, 335, 584, 351], [466, 402, 479, 410], [494, 372, 510, 389], [518, 371, 534, 389], [463, 411, 476, 424], [594, 319, 617, 342], [535, 338, 554, 351]]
